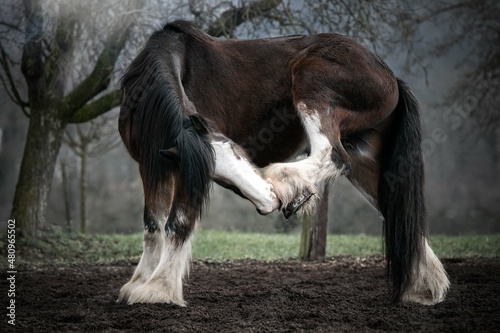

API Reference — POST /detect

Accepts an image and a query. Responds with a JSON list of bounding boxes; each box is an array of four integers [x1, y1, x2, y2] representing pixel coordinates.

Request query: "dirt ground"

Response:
[[2, 256, 499, 332]]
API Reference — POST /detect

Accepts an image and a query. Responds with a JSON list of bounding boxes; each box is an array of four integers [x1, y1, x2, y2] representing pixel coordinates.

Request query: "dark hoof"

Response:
[[282, 189, 314, 219]]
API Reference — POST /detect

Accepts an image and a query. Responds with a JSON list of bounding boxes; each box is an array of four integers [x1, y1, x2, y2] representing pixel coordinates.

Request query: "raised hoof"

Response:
[[282, 188, 315, 219]]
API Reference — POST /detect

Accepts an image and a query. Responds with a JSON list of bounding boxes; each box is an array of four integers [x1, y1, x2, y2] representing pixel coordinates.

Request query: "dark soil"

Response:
[[2, 257, 499, 332]]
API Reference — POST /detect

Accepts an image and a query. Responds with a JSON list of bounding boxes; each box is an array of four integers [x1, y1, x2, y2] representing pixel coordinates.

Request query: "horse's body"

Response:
[[118, 20, 449, 306]]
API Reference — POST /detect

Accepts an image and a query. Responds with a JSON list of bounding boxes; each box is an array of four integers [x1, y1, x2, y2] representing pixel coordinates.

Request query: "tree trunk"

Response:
[[60, 161, 72, 229], [299, 184, 330, 260], [299, 212, 312, 259], [80, 143, 88, 233], [10, 108, 66, 237], [310, 185, 329, 261]]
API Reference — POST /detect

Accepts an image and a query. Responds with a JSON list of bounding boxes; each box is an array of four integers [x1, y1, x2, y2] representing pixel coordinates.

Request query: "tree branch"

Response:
[[68, 90, 120, 124], [415, 2, 470, 24], [206, 0, 282, 37], [0, 21, 22, 32], [63, 26, 130, 116], [0, 47, 30, 112], [37, 5, 79, 99], [21, 0, 45, 101]]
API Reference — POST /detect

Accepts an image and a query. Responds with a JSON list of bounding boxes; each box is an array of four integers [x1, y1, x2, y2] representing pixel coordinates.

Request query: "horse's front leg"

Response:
[[211, 137, 281, 215], [263, 102, 349, 217]]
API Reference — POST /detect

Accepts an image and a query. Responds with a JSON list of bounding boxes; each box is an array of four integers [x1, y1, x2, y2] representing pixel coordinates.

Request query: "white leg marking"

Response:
[[264, 103, 343, 212], [212, 140, 279, 214], [403, 239, 450, 305], [126, 211, 193, 306], [118, 214, 166, 303]]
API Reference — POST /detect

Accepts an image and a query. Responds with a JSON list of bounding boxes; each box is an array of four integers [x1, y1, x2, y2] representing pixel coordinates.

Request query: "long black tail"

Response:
[[378, 78, 427, 302], [118, 29, 214, 218]]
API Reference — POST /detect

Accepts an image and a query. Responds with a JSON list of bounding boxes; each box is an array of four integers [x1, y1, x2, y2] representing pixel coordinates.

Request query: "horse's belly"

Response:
[[234, 108, 307, 168]]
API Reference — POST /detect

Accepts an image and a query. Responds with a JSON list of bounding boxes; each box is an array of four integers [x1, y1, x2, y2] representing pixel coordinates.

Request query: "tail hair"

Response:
[[119, 30, 214, 218], [378, 78, 427, 302]]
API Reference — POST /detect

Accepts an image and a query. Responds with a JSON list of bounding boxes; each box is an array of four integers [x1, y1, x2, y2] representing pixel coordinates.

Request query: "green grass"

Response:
[[12, 229, 144, 265], [4, 228, 498, 266], [194, 231, 384, 260], [188, 231, 500, 260], [429, 234, 500, 258]]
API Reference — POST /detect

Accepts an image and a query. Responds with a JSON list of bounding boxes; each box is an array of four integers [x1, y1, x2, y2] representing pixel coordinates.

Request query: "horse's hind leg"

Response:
[[347, 132, 449, 305], [345, 92, 449, 305], [402, 239, 449, 305]]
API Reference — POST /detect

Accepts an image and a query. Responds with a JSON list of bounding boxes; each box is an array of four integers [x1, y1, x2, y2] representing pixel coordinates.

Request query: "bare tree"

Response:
[[64, 113, 120, 233], [400, 0, 499, 134], [59, 159, 72, 229], [0, 0, 140, 237]]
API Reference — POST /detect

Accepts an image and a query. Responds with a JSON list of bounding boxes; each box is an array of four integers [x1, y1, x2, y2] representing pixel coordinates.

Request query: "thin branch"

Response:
[[0, 21, 22, 32], [206, 0, 282, 37], [88, 137, 121, 157], [63, 129, 83, 157], [0, 46, 30, 114], [415, 2, 470, 24]]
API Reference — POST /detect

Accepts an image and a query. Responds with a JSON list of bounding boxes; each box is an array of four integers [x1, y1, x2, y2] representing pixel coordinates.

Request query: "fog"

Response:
[[0, 0, 498, 234]]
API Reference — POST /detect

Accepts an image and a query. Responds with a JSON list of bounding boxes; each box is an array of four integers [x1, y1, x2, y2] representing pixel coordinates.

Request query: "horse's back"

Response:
[[163, 22, 399, 164]]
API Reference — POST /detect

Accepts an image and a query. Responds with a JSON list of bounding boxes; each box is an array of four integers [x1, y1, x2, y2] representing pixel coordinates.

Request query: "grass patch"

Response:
[[429, 234, 500, 258], [10, 228, 143, 265], [3, 227, 498, 266], [193, 231, 383, 260]]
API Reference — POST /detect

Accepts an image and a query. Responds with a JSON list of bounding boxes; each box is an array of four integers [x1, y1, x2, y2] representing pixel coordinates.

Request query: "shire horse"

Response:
[[118, 20, 449, 306]]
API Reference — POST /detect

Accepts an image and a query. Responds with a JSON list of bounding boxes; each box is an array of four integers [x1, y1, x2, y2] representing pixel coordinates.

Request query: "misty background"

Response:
[[0, 0, 498, 235]]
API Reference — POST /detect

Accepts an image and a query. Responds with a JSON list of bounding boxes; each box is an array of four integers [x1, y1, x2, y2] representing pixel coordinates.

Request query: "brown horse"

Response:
[[118, 20, 449, 306]]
